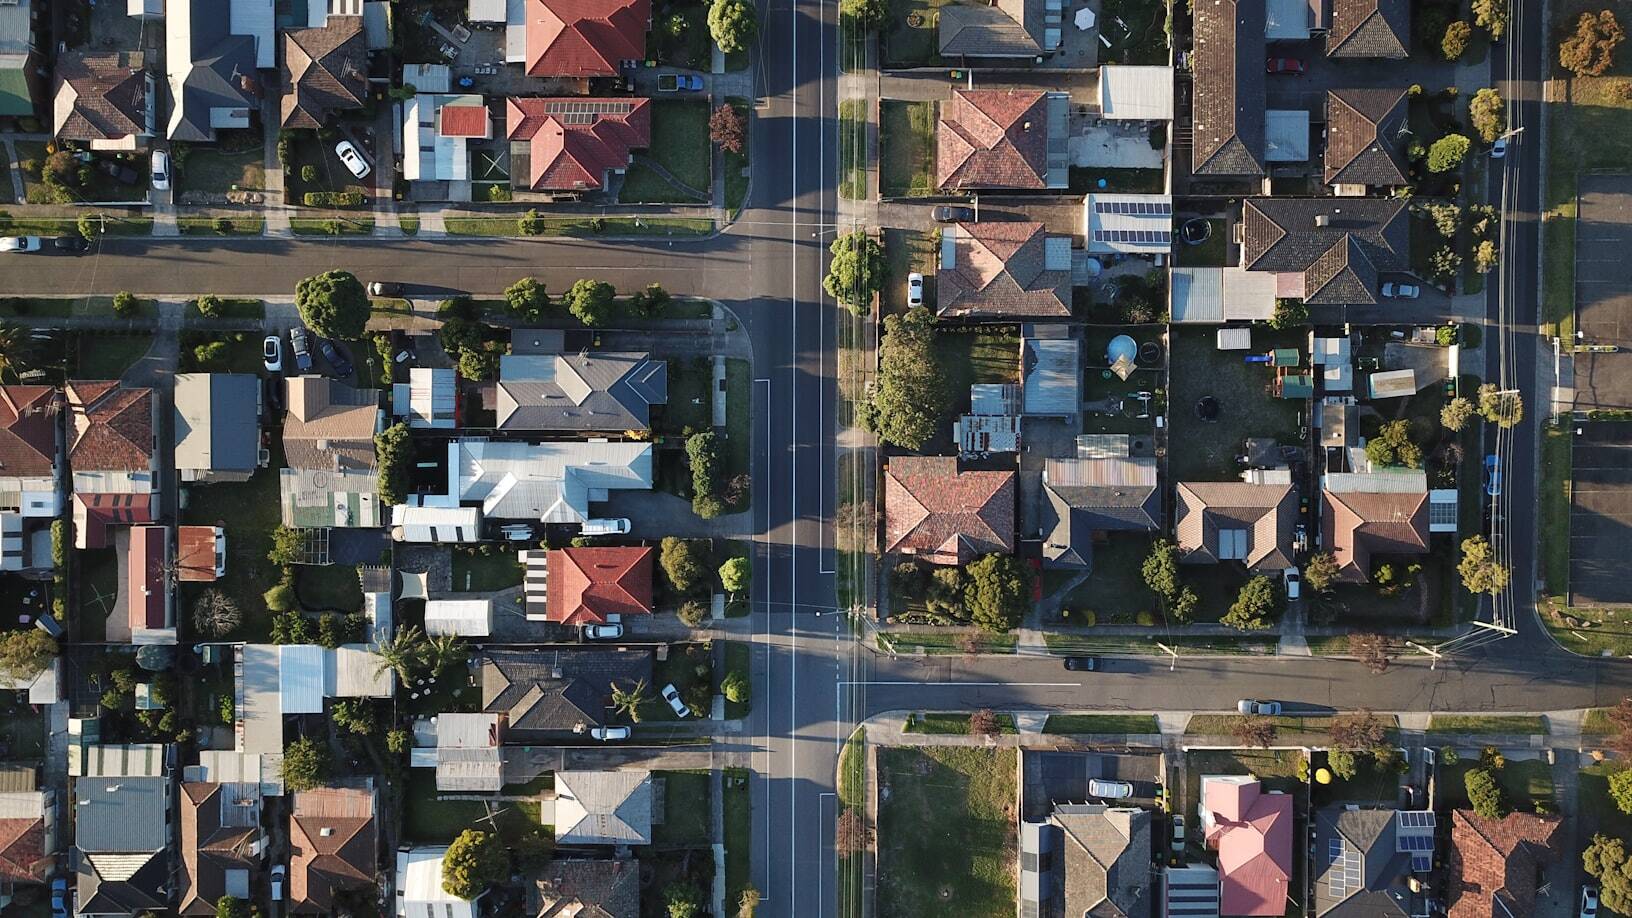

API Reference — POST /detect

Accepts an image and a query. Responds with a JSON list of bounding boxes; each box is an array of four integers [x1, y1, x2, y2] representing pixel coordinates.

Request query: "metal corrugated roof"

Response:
[[425, 599, 493, 637], [279, 645, 326, 714]]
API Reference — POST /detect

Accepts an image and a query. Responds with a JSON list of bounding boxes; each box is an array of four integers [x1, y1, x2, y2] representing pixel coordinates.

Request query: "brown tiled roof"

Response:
[[177, 525, 220, 582], [531, 859, 640, 918], [937, 90, 1051, 190], [1446, 810, 1560, 918], [545, 547, 654, 625], [282, 377, 380, 471], [1174, 481, 1296, 572], [0, 815, 48, 884], [438, 103, 490, 138], [53, 52, 150, 142], [281, 17, 367, 129], [289, 785, 377, 915], [178, 782, 261, 916], [1327, 0, 1410, 58], [0, 386, 59, 477], [1321, 488, 1428, 583], [1192, 0, 1266, 175], [127, 525, 167, 632], [66, 381, 154, 472], [1324, 88, 1408, 187], [526, 0, 650, 78], [884, 456, 1015, 564], [937, 221, 1072, 319]]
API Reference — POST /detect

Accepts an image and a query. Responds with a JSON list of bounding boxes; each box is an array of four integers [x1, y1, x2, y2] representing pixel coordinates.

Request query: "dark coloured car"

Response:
[[290, 327, 314, 372], [319, 339, 354, 378], [1265, 57, 1306, 74], [932, 205, 976, 223], [1062, 656, 1099, 671], [52, 235, 89, 254], [367, 281, 404, 297]]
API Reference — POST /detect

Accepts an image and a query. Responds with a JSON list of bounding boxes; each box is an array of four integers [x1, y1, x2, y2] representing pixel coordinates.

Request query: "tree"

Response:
[[441, 829, 510, 900], [969, 708, 1000, 737], [281, 737, 330, 792], [1232, 716, 1278, 748], [77, 213, 99, 241], [195, 294, 223, 318], [1559, 11, 1624, 77], [0, 631, 56, 682], [708, 0, 758, 53], [1141, 539, 1180, 605], [1464, 767, 1509, 818], [295, 270, 370, 339], [374, 422, 411, 507], [1432, 246, 1464, 282], [1442, 19, 1473, 59], [1427, 134, 1472, 172], [836, 809, 869, 854], [1425, 202, 1462, 237], [1304, 552, 1339, 593], [1473, 0, 1507, 38], [867, 306, 950, 450], [563, 279, 616, 326], [722, 670, 750, 704], [720, 556, 751, 594], [1586, 834, 1632, 914], [1349, 633, 1394, 674], [841, 0, 888, 28], [264, 579, 297, 613], [738, 886, 763, 918], [192, 589, 242, 638], [1609, 770, 1632, 815], [0, 323, 31, 380], [664, 883, 703, 918], [687, 431, 722, 517], [112, 291, 139, 318], [1365, 419, 1423, 468], [373, 626, 427, 684], [268, 525, 304, 566], [1473, 239, 1499, 274], [424, 633, 466, 678], [611, 679, 651, 723], [1327, 748, 1360, 781], [1470, 88, 1506, 143], [1268, 298, 1309, 330], [1330, 709, 1389, 752], [1441, 397, 1476, 432], [1458, 535, 1511, 595], [710, 103, 746, 154], [678, 600, 709, 627], [630, 282, 673, 317], [215, 896, 248, 918], [660, 537, 707, 594], [1477, 382, 1523, 428], [1222, 576, 1277, 631], [331, 699, 377, 735], [503, 277, 550, 321], [963, 554, 1030, 633], [823, 231, 885, 315], [387, 728, 410, 755], [1173, 587, 1200, 624]]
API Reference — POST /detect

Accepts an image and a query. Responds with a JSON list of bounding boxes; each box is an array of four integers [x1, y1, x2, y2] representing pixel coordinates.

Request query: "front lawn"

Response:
[[723, 358, 751, 511], [879, 631, 1017, 654], [879, 100, 937, 198], [654, 770, 712, 845], [651, 0, 711, 69], [839, 98, 867, 200], [1052, 532, 1159, 623], [650, 642, 713, 722], [1579, 762, 1632, 843], [625, 101, 710, 200], [724, 97, 751, 214], [1426, 715, 1547, 735], [403, 769, 542, 843], [723, 767, 751, 914], [877, 746, 1016, 918], [721, 641, 751, 719], [450, 548, 522, 592], [881, 0, 953, 67], [1539, 421, 1571, 603], [75, 333, 153, 378], [178, 146, 268, 195], [1043, 714, 1160, 734], [1166, 324, 1303, 481], [903, 712, 1017, 734], [1438, 758, 1553, 812]]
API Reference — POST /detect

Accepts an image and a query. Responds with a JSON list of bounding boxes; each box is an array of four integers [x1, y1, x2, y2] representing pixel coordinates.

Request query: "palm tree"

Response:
[[610, 678, 650, 724], [0, 323, 31, 382], [373, 626, 427, 683], [425, 633, 466, 677]]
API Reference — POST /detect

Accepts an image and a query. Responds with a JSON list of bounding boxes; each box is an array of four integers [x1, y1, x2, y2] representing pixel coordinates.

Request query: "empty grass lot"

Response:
[[404, 769, 542, 843], [1167, 325, 1304, 481], [878, 746, 1016, 918], [73, 547, 118, 642], [879, 100, 937, 198]]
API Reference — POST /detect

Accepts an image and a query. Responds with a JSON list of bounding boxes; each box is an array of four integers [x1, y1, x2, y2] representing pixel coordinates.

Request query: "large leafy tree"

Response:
[[503, 277, 550, 322], [1427, 134, 1471, 173], [963, 554, 1031, 633], [709, 104, 746, 154], [708, 0, 758, 53], [1221, 576, 1277, 631], [1364, 419, 1422, 468], [374, 422, 411, 506], [1141, 539, 1180, 605], [840, 0, 888, 28], [1559, 10, 1623, 76], [0, 631, 56, 682], [441, 829, 510, 899], [823, 231, 886, 315], [1457, 535, 1511, 595], [295, 270, 370, 339], [1470, 88, 1505, 142], [1586, 834, 1632, 914], [564, 279, 616, 326], [660, 537, 707, 594], [280, 737, 330, 792], [865, 306, 949, 450]]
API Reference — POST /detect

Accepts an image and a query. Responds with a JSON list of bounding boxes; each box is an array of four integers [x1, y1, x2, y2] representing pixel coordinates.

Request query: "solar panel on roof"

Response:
[[1411, 854, 1432, 873], [1399, 811, 1436, 828], [1399, 834, 1433, 852]]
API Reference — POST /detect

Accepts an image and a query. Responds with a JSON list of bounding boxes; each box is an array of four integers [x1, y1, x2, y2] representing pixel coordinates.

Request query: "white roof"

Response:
[[407, 368, 458, 429], [451, 439, 653, 523], [1265, 109, 1310, 162], [1098, 66, 1175, 120], [401, 63, 451, 93], [396, 847, 479, 918], [424, 599, 493, 637], [467, 0, 504, 21], [1216, 327, 1253, 351], [1170, 267, 1278, 323], [438, 713, 502, 748], [1265, 0, 1311, 39], [391, 504, 482, 543], [1085, 194, 1173, 254], [241, 644, 284, 755], [279, 645, 326, 714], [1325, 469, 1428, 494], [403, 94, 478, 183], [1368, 369, 1417, 398], [74, 743, 167, 777], [195, 751, 283, 797]]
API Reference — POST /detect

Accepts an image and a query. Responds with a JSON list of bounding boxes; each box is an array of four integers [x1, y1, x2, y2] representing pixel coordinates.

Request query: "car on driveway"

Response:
[[1582, 887, 1599, 918], [53, 235, 90, 254], [1089, 778, 1134, 799], [263, 335, 284, 373], [1237, 699, 1282, 715], [1062, 656, 1099, 671], [270, 864, 285, 901], [907, 272, 924, 307], [319, 339, 354, 378], [1381, 281, 1421, 299], [290, 327, 314, 372], [933, 205, 976, 223], [1484, 454, 1501, 498], [335, 140, 370, 179], [1266, 57, 1305, 74], [0, 236, 42, 253], [658, 73, 704, 92], [661, 682, 691, 718], [591, 726, 632, 741], [1171, 815, 1186, 852], [51, 877, 67, 918], [150, 149, 171, 190], [1284, 567, 1301, 601], [583, 623, 625, 641]]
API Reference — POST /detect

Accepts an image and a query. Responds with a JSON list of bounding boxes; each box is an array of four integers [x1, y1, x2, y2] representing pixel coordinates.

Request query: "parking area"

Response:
[[1020, 748, 1164, 820], [1259, 43, 1455, 116], [1569, 421, 1632, 606], [1573, 174, 1632, 413]]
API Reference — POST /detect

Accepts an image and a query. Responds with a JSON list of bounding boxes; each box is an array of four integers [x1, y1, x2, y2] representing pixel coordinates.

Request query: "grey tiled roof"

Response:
[[1312, 809, 1413, 918], [1052, 805, 1152, 918], [939, 1, 1042, 57], [481, 649, 652, 736], [1192, 0, 1266, 176], [496, 351, 668, 431], [1040, 457, 1161, 569], [1241, 198, 1410, 305], [171, 0, 259, 142], [1327, 0, 1410, 58]]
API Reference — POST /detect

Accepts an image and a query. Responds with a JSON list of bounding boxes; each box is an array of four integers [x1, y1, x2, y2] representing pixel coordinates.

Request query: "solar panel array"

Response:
[[1412, 854, 1433, 873], [1398, 811, 1436, 829], [1327, 838, 1361, 899], [1095, 199, 1173, 215], [542, 98, 636, 125], [1398, 834, 1433, 852], [1093, 229, 1173, 245]]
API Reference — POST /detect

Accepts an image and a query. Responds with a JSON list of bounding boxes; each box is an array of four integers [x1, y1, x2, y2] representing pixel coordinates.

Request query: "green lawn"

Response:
[[649, 643, 713, 722], [903, 713, 1017, 734], [879, 632, 1017, 654], [1543, 605, 1632, 657], [1539, 422, 1572, 604], [293, 564, 362, 613], [837, 728, 866, 918], [881, 0, 953, 67], [1426, 715, 1547, 735], [839, 99, 867, 200], [176, 215, 266, 236], [289, 216, 374, 235], [1579, 762, 1632, 843], [179, 444, 286, 642], [877, 746, 1016, 918], [723, 767, 751, 912], [177, 146, 267, 194], [724, 98, 751, 215], [1043, 714, 1160, 735], [1069, 167, 1167, 194], [881, 228, 936, 315], [1175, 218, 1228, 267], [648, 101, 711, 194], [179, 332, 266, 374], [73, 548, 118, 642], [75, 334, 154, 378], [0, 695, 44, 759], [185, 297, 264, 320], [936, 329, 1019, 391], [618, 162, 707, 204], [450, 549, 522, 592], [657, 356, 711, 434], [654, 770, 712, 845], [403, 769, 542, 843], [1100, 0, 1171, 63], [721, 640, 751, 719], [1053, 533, 1160, 622], [724, 358, 751, 511], [444, 215, 714, 238], [879, 100, 937, 198], [1583, 708, 1616, 736], [1167, 324, 1304, 481], [1187, 714, 1380, 740], [1041, 632, 1280, 655], [1439, 758, 1554, 811]]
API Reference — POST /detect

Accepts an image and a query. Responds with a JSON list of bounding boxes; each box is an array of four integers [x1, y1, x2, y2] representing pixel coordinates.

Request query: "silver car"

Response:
[[661, 682, 691, 718], [1237, 699, 1282, 715]]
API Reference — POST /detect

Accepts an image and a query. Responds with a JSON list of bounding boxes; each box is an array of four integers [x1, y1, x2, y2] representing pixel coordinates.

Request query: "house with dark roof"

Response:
[[175, 373, 263, 483], [67, 382, 157, 550], [1040, 450, 1160, 570], [883, 456, 1015, 565], [1313, 808, 1436, 918], [1239, 198, 1412, 306], [523, 0, 650, 78], [1199, 776, 1293, 917], [1191, 0, 1266, 177], [506, 97, 651, 192], [178, 782, 267, 916], [497, 334, 667, 430], [280, 15, 366, 129], [1445, 809, 1560, 918], [53, 52, 155, 150], [937, 89, 1069, 191], [0, 386, 61, 520], [544, 547, 654, 625], [1321, 470, 1432, 583], [530, 859, 640, 918], [480, 648, 653, 742], [1326, 0, 1410, 58], [1175, 480, 1296, 573], [936, 222, 1072, 319], [0, 787, 53, 888], [72, 775, 171, 917], [0, 0, 44, 120], [164, 0, 262, 141], [1027, 804, 1152, 918], [288, 783, 378, 915], [552, 771, 652, 846], [938, 0, 1053, 59], [1324, 88, 1408, 190]]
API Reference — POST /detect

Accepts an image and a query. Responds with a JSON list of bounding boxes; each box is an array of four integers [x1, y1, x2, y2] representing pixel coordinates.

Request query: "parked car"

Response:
[[1582, 887, 1599, 918], [1089, 778, 1134, 799], [1171, 815, 1187, 852], [591, 726, 632, 741], [583, 623, 626, 641], [150, 149, 171, 190], [1266, 57, 1305, 74], [1491, 137, 1508, 159], [1484, 454, 1502, 498], [263, 335, 284, 373], [319, 339, 354, 378], [907, 272, 924, 307], [50, 878, 67, 918], [661, 682, 691, 718], [1062, 656, 1099, 671], [1284, 567, 1301, 601], [1237, 699, 1282, 715], [290, 327, 314, 372], [1381, 281, 1421, 299], [0, 236, 42, 253], [658, 73, 703, 92], [335, 140, 371, 179], [932, 205, 976, 223], [270, 865, 286, 901], [53, 235, 89, 254], [581, 518, 632, 536], [368, 281, 404, 297]]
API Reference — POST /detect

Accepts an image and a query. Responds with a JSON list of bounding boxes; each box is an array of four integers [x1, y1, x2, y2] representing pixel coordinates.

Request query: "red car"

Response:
[[1266, 57, 1305, 74]]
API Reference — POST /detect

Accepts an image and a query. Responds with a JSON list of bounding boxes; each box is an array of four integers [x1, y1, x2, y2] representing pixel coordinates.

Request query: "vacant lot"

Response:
[[877, 746, 1016, 918], [879, 100, 937, 198]]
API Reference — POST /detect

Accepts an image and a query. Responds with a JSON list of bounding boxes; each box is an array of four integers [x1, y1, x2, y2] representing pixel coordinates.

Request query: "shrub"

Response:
[[1221, 576, 1277, 630], [301, 191, 366, 207], [486, 184, 512, 202], [1424, 202, 1461, 237], [1443, 20, 1472, 59], [1441, 397, 1476, 431], [112, 291, 139, 317], [264, 580, 297, 613], [1464, 767, 1509, 818], [1427, 134, 1471, 172], [1431, 246, 1463, 282], [722, 670, 750, 703], [300, 164, 318, 183], [1268, 298, 1309, 330], [281, 737, 330, 792], [519, 209, 546, 235], [1474, 239, 1499, 273], [661, 538, 708, 594], [677, 600, 709, 628], [195, 294, 223, 318]]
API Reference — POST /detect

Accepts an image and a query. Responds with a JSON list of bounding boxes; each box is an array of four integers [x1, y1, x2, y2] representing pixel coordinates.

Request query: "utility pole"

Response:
[[1406, 641, 1443, 670], [1155, 643, 1178, 672]]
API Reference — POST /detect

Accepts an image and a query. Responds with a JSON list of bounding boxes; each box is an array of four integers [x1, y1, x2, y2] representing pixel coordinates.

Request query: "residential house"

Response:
[[392, 368, 458, 429], [530, 859, 639, 918], [1321, 470, 1441, 583], [1024, 803, 1152, 918], [391, 505, 482, 543], [936, 222, 1072, 319], [410, 712, 503, 793], [519, 0, 650, 78], [1174, 481, 1297, 573], [53, 52, 155, 150], [542, 546, 654, 625], [1040, 444, 1160, 570], [280, 15, 366, 129], [175, 373, 263, 483], [177, 525, 225, 582], [480, 648, 653, 741], [1324, 89, 1408, 193], [1327, 0, 1410, 58], [288, 784, 379, 915], [72, 776, 171, 917], [1445, 809, 1561, 918], [1238, 198, 1411, 307], [1312, 808, 1436, 918], [1190, 0, 1267, 177], [396, 847, 478, 918], [126, 525, 176, 645], [0, 783, 53, 889], [280, 376, 383, 528], [1198, 776, 1293, 917], [938, 0, 1057, 59], [177, 782, 267, 916], [240, 644, 393, 756], [937, 89, 1069, 191], [403, 93, 489, 185], [497, 332, 667, 431], [0, 386, 61, 562], [408, 439, 652, 528], [1097, 66, 1175, 122], [552, 771, 652, 846], [0, 0, 43, 119], [67, 381, 156, 550], [506, 97, 651, 192], [883, 456, 1015, 565], [164, 0, 266, 141]]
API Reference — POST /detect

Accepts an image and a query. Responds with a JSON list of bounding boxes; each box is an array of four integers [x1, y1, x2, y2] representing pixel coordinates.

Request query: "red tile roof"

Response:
[[177, 525, 221, 582], [506, 96, 651, 191], [545, 546, 654, 625], [937, 89, 1052, 190], [127, 525, 167, 631], [0, 386, 59, 478], [67, 381, 154, 472], [439, 104, 491, 138], [1321, 488, 1429, 583], [289, 786, 377, 915], [0, 814, 48, 884], [1202, 779, 1293, 917], [883, 456, 1015, 565], [73, 492, 154, 550], [936, 221, 1072, 318], [526, 0, 650, 78], [1446, 810, 1561, 918]]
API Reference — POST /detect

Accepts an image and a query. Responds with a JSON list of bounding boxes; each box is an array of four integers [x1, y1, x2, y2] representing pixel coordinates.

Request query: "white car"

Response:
[[907, 272, 924, 308], [1171, 815, 1187, 852], [661, 682, 691, 718], [580, 518, 631, 536], [1582, 887, 1599, 918], [335, 140, 371, 179], [1381, 281, 1421, 299], [0, 236, 42, 253], [1284, 567, 1301, 601], [583, 623, 625, 641], [150, 150, 171, 191], [1237, 699, 1282, 715], [270, 864, 286, 901], [262, 335, 284, 373], [591, 726, 632, 742], [1491, 138, 1507, 159]]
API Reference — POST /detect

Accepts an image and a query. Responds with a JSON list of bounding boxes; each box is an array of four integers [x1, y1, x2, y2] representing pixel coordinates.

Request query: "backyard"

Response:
[[450, 549, 523, 592], [621, 101, 711, 203], [877, 746, 1016, 918], [1167, 324, 1304, 481], [178, 442, 287, 642], [403, 769, 543, 844], [293, 564, 363, 613], [879, 100, 937, 198], [72, 548, 118, 642]]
